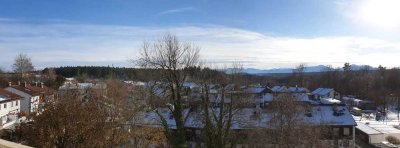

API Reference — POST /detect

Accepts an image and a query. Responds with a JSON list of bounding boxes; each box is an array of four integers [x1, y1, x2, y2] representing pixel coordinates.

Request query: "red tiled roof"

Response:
[[0, 89, 21, 99], [7, 81, 56, 96], [9, 85, 41, 96], [25, 84, 56, 96], [0, 89, 21, 103]]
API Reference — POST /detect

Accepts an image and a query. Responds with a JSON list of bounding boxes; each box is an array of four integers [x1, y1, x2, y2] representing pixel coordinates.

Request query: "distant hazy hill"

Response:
[[233, 64, 375, 74]]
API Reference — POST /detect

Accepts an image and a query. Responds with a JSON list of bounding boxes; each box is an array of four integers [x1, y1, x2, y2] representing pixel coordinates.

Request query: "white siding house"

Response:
[[5, 83, 40, 115], [0, 89, 21, 129]]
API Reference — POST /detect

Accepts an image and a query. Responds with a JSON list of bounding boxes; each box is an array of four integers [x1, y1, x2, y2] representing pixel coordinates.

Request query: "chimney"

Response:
[[18, 81, 20, 86], [24, 81, 27, 87], [8, 82, 12, 86], [35, 82, 38, 87], [41, 82, 44, 88]]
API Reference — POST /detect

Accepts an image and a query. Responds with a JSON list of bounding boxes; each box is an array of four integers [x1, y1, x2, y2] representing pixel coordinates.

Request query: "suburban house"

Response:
[[59, 82, 107, 100], [206, 85, 315, 107], [64, 77, 79, 84], [262, 86, 311, 103], [121, 81, 358, 147], [288, 86, 310, 93], [207, 84, 238, 106], [311, 88, 339, 100], [23, 82, 57, 111], [342, 96, 377, 111], [0, 89, 21, 129], [242, 85, 271, 107], [182, 82, 201, 94], [5, 82, 40, 115], [270, 86, 288, 93], [137, 103, 357, 148], [207, 84, 271, 107], [356, 122, 400, 146]]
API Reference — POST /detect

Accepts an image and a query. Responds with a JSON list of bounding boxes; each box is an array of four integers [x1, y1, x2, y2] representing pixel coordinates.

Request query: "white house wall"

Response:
[[0, 100, 20, 126], [4, 87, 39, 114]]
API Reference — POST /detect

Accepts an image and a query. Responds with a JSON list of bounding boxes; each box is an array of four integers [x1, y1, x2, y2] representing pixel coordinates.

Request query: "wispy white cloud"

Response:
[[0, 19, 399, 71], [157, 7, 196, 16]]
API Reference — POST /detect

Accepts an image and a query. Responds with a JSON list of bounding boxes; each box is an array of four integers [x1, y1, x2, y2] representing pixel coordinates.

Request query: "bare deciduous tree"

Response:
[[43, 68, 57, 80], [13, 53, 34, 78], [246, 94, 327, 148], [192, 62, 253, 148], [130, 126, 167, 147], [21, 91, 110, 147], [16, 77, 164, 147], [101, 79, 133, 146], [291, 63, 307, 87], [136, 33, 200, 147]]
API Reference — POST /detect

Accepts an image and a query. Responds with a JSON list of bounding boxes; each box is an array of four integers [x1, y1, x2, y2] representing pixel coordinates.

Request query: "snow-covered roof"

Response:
[[208, 84, 219, 89], [356, 122, 382, 135], [357, 122, 400, 135], [306, 105, 356, 126], [288, 87, 309, 93], [271, 86, 287, 92], [135, 104, 357, 129], [366, 124, 400, 134], [208, 94, 232, 103], [224, 84, 236, 92], [65, 78, 75, 81], [320, 98, 341, 104], [342, 96, 355, 102], [183, 82, 199, 89], [0, 97, 7, 102], [268, 93, 311, 102], [0, 95, 17, 104], [124, 81, 146, 86], [312, 88, 334, 95], [134, 108, 192, 129], [59, 83, 107, 90], [293, 93, 310, 102], [244, 86, 266, 94]]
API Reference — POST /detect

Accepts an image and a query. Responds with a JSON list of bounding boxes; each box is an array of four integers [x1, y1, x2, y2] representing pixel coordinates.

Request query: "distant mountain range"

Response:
[[232, 64, 376, 74]]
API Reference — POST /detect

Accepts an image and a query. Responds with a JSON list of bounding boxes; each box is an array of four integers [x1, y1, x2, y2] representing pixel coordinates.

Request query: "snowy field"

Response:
[[354, 106, 400, 126]]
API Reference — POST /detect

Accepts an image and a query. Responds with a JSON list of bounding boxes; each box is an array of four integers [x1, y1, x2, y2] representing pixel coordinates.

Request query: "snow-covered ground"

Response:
[[353, 106, 400, 126], [352, 105, 400, 147]]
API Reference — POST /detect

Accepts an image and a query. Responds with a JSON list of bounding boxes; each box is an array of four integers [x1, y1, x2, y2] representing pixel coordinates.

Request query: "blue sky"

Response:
[[0, 0, 400, 70]]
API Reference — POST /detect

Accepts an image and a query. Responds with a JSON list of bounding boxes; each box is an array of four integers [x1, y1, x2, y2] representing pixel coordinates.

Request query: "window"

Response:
[[343, 127, 350, 136], [195, 130, 201, 135], [4, 104, 6, 109], [333, 127, 340, 137], [16, 101, 18, 106]]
